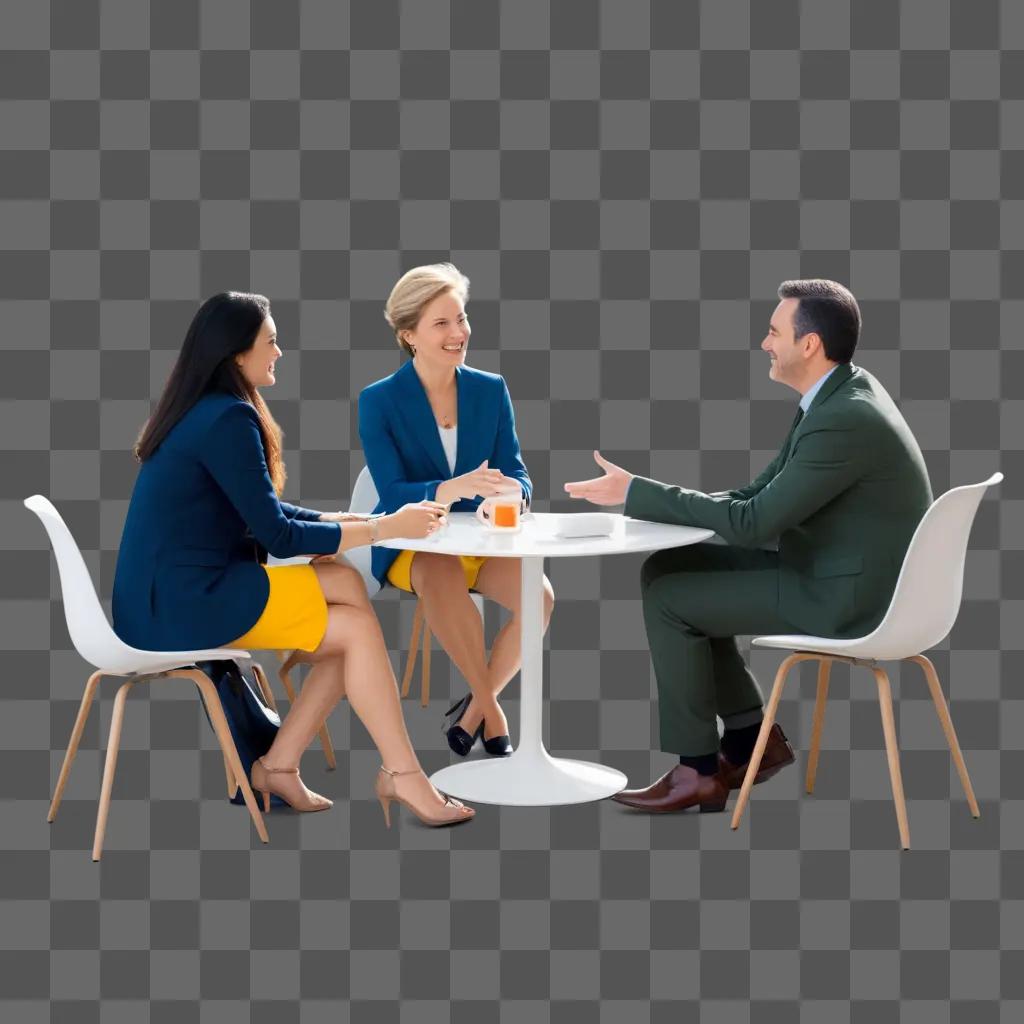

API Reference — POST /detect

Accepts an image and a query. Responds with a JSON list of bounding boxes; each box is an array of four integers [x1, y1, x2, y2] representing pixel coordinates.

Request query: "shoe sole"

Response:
[[612, 796, 728, 813]]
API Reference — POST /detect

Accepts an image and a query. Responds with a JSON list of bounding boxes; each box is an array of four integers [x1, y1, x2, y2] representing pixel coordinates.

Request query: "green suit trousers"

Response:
[[641, 541, 799, 756]]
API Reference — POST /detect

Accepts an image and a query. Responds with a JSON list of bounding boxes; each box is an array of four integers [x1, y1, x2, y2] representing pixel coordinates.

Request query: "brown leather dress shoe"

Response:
[[612, 764, 728, 813], [717, 723, 795, 790]]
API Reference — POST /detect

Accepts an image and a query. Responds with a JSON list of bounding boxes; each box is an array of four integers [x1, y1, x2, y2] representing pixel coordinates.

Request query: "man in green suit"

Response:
[[565, 280, 932, 813]]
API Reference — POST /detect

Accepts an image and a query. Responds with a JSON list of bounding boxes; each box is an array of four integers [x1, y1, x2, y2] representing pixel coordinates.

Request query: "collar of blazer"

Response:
[[795, 361, 857, 431], [391, 360, 479, 481]]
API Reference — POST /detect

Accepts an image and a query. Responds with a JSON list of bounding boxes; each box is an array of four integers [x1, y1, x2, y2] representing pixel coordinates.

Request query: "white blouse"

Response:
[[438, 425, 457, 475]]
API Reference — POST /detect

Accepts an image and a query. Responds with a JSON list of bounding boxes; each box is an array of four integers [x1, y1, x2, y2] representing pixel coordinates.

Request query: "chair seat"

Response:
[[110, 647, 252, 677], [752, 634, 912, 661]]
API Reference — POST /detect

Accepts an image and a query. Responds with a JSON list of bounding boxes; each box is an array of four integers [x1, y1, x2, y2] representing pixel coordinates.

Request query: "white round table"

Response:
[[379, 511, 715, 806]]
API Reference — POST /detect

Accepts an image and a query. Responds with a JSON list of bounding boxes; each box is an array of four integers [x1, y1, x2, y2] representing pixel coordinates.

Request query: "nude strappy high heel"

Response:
[[250, 757, 332, 813], [374, 766, 475, 828]]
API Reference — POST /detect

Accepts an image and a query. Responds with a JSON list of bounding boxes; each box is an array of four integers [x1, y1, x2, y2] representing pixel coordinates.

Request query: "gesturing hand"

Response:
[[440, 460, 519, 505], [563, 450, 634, 506]]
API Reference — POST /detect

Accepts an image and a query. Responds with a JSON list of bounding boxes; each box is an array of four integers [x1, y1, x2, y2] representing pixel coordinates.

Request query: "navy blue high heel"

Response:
[[481, 733, 512, 757], [443, 694, 481, 757]]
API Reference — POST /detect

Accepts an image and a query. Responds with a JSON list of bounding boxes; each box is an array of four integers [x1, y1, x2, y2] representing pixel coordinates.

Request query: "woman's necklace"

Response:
[[417, 361, 457, 429], [432, 387, 456, 429]]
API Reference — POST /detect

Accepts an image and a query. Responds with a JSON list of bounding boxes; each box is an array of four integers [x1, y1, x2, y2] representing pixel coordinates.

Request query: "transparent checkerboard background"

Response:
[[2, 1, 1022, 1020]]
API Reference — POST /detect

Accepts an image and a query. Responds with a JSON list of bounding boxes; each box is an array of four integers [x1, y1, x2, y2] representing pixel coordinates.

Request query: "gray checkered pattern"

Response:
[[1, 0, 1021, 1019]]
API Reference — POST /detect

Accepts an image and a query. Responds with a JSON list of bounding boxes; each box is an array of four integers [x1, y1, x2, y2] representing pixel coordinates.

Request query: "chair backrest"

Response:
[[348, 464, 482, 615], [345, 465, 381, 596], [23, 495, 135, 670], [349, 463, 380, 513], [862, 473, 1002, 658]]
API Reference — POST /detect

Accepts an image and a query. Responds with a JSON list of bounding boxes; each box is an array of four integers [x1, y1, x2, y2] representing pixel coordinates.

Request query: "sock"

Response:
[[678, 752, 719, 776], [720, 720, 765, 765]]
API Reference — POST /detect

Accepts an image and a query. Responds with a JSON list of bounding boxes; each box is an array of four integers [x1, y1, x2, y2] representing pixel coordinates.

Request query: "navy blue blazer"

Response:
[[112, 392, 342, 651], [358, 361, 532, 585]]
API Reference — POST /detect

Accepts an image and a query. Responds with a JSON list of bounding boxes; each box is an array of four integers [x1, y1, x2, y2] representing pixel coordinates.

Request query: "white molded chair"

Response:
[[25, 495, 270, 860], [731, 473, 1002, 849]]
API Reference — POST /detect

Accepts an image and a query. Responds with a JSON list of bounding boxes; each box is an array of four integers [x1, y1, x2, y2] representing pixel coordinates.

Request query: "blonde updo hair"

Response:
[[384, 263, 470, 357]]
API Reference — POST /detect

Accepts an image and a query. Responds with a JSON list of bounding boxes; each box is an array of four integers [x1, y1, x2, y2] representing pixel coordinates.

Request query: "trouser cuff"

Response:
[[720, 705, 765, 731]]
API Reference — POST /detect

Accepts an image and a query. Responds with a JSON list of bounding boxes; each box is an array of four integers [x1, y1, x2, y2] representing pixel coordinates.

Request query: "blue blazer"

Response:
[[112, 392, 342, 651], [358, 361, 532, 585]]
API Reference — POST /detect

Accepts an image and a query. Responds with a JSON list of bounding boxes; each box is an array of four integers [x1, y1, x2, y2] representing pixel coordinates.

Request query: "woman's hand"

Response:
[[436, 460, 520, 505], [380, 501, 449, 540]]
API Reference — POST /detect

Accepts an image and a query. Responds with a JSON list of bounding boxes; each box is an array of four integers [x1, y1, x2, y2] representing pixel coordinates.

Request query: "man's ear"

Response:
[[801, 332, 823, 359]]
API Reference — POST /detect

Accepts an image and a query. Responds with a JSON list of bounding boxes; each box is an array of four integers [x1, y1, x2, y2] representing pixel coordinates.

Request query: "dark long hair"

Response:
[[134, 292, 287, 494]]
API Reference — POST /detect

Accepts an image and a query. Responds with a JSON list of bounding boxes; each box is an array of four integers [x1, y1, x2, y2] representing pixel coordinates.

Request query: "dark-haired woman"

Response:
[[112, 292, 473, 827]]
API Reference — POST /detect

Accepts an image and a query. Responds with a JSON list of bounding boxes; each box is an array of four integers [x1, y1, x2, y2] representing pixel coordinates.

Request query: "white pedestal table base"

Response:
[[428, 553, 626, 805], [430, 750, 627, 807]]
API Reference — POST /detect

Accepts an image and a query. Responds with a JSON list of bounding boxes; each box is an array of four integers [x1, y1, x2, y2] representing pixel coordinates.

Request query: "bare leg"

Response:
[[410, 554, 554, 740], [411, 553, 506, 739], [262, 562, 367, 769], [479, 557, 554, 686], [458, 557, 554, 738], [262, 561, 462, 816]]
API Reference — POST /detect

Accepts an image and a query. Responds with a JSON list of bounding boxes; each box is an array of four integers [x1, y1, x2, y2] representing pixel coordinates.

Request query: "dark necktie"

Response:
[[780, 407, 804, 467]]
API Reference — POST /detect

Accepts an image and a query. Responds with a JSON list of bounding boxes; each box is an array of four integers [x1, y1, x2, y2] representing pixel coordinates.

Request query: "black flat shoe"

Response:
[[442, 694, 482, 757], [481, 733, 512, 757]]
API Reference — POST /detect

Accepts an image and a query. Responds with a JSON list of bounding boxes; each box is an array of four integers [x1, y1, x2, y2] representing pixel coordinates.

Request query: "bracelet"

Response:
[[368, 517, 380, 544]]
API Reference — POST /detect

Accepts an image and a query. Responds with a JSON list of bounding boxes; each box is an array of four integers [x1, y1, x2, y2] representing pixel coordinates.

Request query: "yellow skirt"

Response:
[[229, 565, 329, 652], [387, 549, 488, 594]]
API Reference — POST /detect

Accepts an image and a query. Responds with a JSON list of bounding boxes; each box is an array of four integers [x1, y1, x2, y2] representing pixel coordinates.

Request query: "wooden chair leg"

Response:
[[420, 619, 431, 708], [277, 654, 336, 771], [873, 666, 910, 850], [48, 669, 103, 823], [222, 753, 237, 799], [908, 654, 980, 818], [92, 680, 134, 862], [401, 601, 425, 699], [170, 668, 268, 845], [805, 659, 832, 794], [732, 652, 814, 830], [253, 662, 280, 713]]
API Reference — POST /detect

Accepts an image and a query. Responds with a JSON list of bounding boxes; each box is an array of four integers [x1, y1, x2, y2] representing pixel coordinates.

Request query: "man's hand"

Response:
[[563, 450, 634, 506]]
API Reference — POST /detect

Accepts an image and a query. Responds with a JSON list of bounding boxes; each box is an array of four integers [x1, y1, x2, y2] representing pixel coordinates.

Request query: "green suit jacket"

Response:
[[624, 363, 933, 639]]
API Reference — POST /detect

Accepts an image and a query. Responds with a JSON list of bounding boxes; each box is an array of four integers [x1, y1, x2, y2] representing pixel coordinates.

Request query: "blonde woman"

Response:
[[358, 265, 555, 757]]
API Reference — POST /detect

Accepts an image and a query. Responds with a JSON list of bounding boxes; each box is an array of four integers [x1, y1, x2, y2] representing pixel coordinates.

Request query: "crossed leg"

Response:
[[260, 560, 455, 814], [410, 553, 554, 741]]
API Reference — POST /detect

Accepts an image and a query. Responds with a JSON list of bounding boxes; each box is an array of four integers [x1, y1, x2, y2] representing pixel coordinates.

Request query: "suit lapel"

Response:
[[791, 363, 856, 447], [777, 406, 804, 465], [391, 361, 451, 480], [452, 366, 480, 476]]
